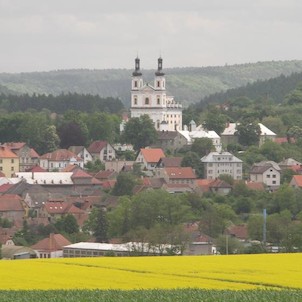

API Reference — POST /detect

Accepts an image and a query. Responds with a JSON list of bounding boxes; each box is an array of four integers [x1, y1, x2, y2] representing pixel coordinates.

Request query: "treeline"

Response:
[[197, 72, 302, 109], [0, 93, 124, 114]]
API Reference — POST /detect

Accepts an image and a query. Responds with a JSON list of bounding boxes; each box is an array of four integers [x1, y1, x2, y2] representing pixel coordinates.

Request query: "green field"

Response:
[[0, 289, 301, 302]]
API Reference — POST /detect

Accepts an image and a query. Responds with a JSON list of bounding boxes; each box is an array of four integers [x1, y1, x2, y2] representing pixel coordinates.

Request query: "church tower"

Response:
[[130, 57, 182, 131]]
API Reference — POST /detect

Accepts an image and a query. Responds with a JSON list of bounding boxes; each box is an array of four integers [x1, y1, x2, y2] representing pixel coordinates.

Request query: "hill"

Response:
[[1, 60, 302, 107]]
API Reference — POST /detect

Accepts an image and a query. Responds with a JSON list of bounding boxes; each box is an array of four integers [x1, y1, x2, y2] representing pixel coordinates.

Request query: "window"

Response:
[[0, 167, 2, 171], [145, 97, 149, 105], [11, 159, 14, 163], [134, 81, 138, 88], [272, 181, 276, 184], [134, 97, 137, 105], [157, 98, 160, 105], [267, 175, 271, 178], [272, 174, 276, 178], [0, 159, 2, 164], [157, 81, 160, 88], [11, 167, 14, 171]]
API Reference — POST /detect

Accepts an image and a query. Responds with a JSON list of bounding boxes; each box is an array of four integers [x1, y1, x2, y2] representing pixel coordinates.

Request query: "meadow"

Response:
[[0, 253, 302, 301]]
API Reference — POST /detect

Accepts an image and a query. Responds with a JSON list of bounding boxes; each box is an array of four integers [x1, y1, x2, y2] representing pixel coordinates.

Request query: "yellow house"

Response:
[[0, 145, 19, 177]]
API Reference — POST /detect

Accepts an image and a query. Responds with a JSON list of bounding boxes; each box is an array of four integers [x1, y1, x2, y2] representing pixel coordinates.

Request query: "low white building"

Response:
[[201, 151, 243, 180], [178, 121, 222, 152]]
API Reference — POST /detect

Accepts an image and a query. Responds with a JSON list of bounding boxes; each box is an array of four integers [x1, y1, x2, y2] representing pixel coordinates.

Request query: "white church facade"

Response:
[[130, 57, 182, 132]]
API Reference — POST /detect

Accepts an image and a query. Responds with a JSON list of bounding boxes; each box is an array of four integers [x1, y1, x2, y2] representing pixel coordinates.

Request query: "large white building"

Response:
[[130, 57, 182, 131]]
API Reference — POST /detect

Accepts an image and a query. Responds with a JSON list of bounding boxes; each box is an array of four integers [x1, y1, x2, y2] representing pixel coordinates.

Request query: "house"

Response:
[[178, 121, 222, 152], [201, 151, 243, 180], [136, 148, 165, 171], [221, 122, 276, 147], [162, 183, 194, 194], [93, 170, 118, 181], [278, 158, 302, 171], [87, 141, 116, 162], [1, 245, 37, 259], [0, 194, 26, 226], [249, 161, 281, 190], [105, 160, 134, 173], [226, 224, 248, 242], [194, 179, 232, 195], [31, 233, 71, 258], [289, 175, 302, 189], [39, 149, 84, 171], [0, 145, 19, 177], [4, 142, 39, 172], [71, 169, 102, 193], [156, 167, 197, 185], [156, 157, 183, 168], [153, 131, 187, 153], [68, 146, 93, 165]]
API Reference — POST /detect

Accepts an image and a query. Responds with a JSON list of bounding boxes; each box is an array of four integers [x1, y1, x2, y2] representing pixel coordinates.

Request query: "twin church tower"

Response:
[[130, 57, 182, 131]]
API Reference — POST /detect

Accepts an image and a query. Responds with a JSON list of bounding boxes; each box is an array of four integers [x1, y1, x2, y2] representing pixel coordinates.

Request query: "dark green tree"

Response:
[[55, 214, 79, 234], [181, 151, 204, 178], [122, 115, 158, 150], [235, 121, 261, 147], [191, 137, 214, 157], [112, 172, 137, 196], [94, 207, 109, 243]]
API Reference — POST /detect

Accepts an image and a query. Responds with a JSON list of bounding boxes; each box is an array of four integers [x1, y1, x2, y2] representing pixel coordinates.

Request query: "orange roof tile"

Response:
[[31, 233, 71, 252], [0, 146, 18, 158], [292, 175, 302, 187], [40, 149, 82, 161], [87, 141, 108, 153], [140, 148, 165, 163], [165, 167, 196, 179]]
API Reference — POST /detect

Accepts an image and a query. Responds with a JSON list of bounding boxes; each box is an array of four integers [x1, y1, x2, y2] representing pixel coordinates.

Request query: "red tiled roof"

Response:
[[209, 179, 232, 188], [0, 171, 5, 177], [31, 233, 71, 252], [140, 148, 165, 163], [87, 141, 108, 153], [4, 142, 26, 150], [274, 137, 295, 144], [158, 157, 182, 167], [94, 170, 117, 180], [0, 183, 14, 193], [227, 224, 248, 240], [71, 169, 93, 179], [165, 167, 196, 179], [0, 146, 18, 158], [40, 149, 81, 161], [102, 179, 116, 189], [0, 194, 24, 211], [195, 179, 213, 192], [44, 201, 70, 214], [292, 175, 302, 187], [245, 181, 265, 191], [30, 148, 40, 158], [26, 165, 46, 172], [67, 204, 86, 215]]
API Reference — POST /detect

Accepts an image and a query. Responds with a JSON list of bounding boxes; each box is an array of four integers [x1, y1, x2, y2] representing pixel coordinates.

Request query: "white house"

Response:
[[39, 149, 84, 171], [87, 141, 116, 162], [68, 146, 93, 165], [201, 151, 243, 180], [178, 121, 222, 152]]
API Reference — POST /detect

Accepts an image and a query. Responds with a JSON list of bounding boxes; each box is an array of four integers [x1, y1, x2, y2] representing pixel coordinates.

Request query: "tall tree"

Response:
[[122, 115, 158, 150], [235, 121, 261, 147], [191, 137, 214, 157]]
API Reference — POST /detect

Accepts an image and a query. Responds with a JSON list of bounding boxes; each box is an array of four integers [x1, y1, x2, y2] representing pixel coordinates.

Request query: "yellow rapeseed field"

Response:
[[0, 253, 301, 290]]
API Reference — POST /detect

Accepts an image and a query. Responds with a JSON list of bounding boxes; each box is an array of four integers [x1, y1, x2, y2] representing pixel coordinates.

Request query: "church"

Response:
[[130, 57, 182, 132]]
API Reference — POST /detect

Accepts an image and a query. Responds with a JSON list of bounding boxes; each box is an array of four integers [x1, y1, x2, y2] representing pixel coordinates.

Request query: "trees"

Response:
[[181, 151, 204, 178], [235, 121, 261, 147], [122, 115, 158, 150], [55, 214, 79, 235], [191, 138, 214, 157], [203, 108, 227, 134], [111, 172, 137, 196]]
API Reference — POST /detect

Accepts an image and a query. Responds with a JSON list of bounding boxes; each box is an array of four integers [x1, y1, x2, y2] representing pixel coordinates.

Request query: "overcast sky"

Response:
[[1, 0, 302, 73]]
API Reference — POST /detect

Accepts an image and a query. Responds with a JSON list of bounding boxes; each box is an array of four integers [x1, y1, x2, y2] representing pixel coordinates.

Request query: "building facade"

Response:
[[201, 151, 243, 180], [130, 57, 182, 131]]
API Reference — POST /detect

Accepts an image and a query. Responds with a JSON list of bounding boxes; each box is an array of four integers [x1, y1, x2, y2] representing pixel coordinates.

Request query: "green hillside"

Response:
[[1, 60, 302, 107]]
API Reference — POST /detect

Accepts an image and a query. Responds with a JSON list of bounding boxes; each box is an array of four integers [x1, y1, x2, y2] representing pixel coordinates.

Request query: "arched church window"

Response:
[[134, 81, 138, 88], [145, 97, 149, 105]]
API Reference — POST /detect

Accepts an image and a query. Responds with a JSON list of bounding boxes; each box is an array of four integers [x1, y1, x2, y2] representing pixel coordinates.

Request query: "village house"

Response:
[[68, 146, 93, 165], [249, 161, 281, 190], [195, 179, 232, 195], [0, 194, 26, 227], [4, 142, 39, 172], [201, 151, 243, 180], [289, 175, 302, 189], [87, 141, 116, 162], [156, 167, 197, 185], [156, 157, 182, 168], [220, 122, 276, 147], [0, 145, 19, 177], [31, 233, 71, 258], [178, 121, 222, 152], [135, 148, 165, 171], [153, 131, 187, 153], [39, 149, 84, 171]]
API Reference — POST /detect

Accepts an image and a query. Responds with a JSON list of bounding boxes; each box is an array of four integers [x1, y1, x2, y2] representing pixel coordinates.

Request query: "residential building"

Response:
[[31, 233, 71, 258], [221, 122, 276, 147], [178, 121, 222, 152], [153, 131, 187, 153], [68, 146, 93, 165], [156, 157, 183, 168], [39, 149, 84, 171], [0, 194, 26, 225], [4, 142, 39, 172], [135, 148, 165, 171], [289, 175, 302, 189], [201, 151, 243, 180], [156, 167, 197, 185], [278, 158, 302, 171], [87, 141, 116, 162], [130, 57, 182, 131], [0, 145, 19, 177], [249, 161, 281, 190]]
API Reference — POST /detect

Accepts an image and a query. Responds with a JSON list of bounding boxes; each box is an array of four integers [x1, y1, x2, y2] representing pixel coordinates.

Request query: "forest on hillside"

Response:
[[1, 60, 302, 106]]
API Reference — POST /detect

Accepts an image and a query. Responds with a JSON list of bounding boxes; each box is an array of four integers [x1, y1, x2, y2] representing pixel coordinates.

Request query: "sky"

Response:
[[1, 0, 302, 73]]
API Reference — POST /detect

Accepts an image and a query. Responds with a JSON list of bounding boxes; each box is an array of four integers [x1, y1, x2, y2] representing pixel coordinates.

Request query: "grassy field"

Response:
[[0, 253, 301, 301]]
